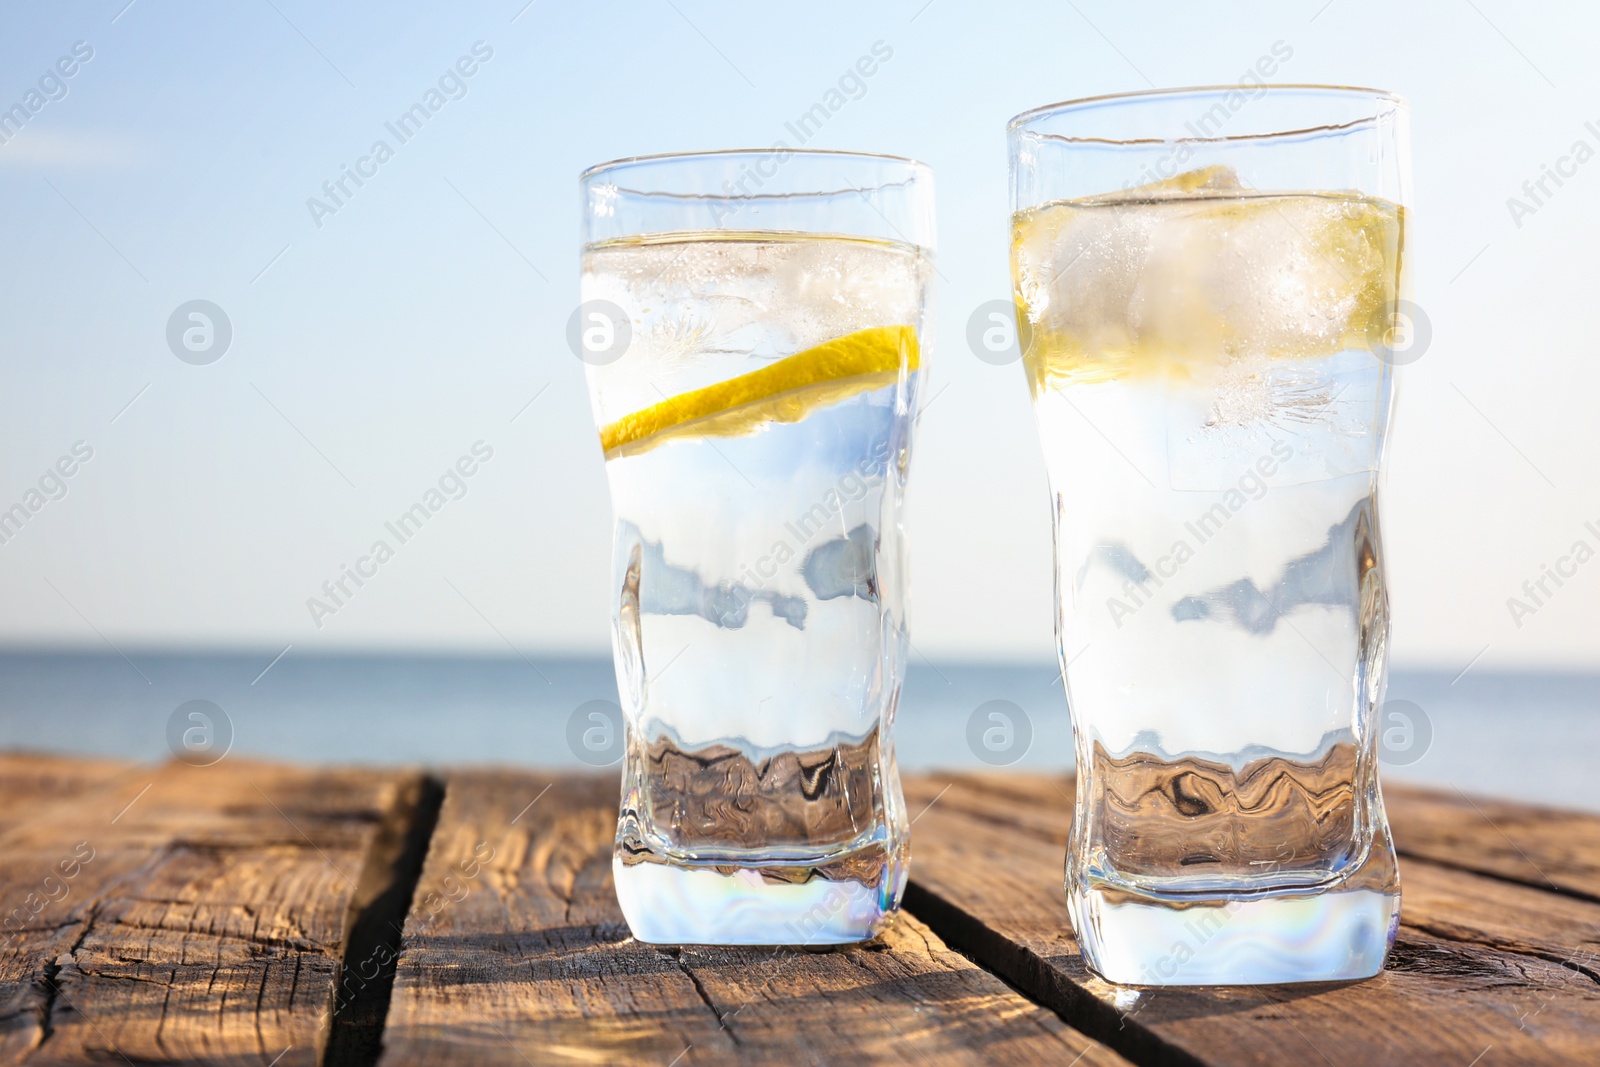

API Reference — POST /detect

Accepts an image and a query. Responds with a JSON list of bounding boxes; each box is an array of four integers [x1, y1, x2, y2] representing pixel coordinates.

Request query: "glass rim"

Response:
[[579, 147, 932, 184], [1006, 84, 1409, 144]]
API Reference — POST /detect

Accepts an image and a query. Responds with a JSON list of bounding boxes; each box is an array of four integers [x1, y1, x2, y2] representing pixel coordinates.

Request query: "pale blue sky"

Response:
[[1, 0, 1597, 670]]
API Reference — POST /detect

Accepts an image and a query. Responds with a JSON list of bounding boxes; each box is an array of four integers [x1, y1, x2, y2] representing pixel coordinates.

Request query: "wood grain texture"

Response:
[[1386, 785, 1600, 902], [0, 754, 133, 837], [6, 753, 1598, 1067], [900, 772, 1600, 1067], [0, 758, 412, 1067], [379, 770, 1132, 1067]]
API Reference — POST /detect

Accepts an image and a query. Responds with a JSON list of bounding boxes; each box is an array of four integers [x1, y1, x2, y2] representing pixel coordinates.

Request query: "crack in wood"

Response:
[[81, 917, 321, 953], [1400, 920, 1600, 988], [320, 775, 444, 1067], [35, 899, 100, 1054], [666, 948, 745, 1047], [11, 760, 1597, 1065]]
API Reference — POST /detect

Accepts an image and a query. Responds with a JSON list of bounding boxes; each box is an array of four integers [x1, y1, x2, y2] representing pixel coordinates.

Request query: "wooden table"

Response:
[[2, 753, 1597, 1065]]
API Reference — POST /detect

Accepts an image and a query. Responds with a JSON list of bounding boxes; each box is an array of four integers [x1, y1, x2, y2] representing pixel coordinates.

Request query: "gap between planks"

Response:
[[321, 776, 445, 1067], [903, 879, 1209, 1067], [39, 763, 1125, 1067], [898, 772, 1600, 1067], [323, 769, 1600, 1067], [368, 772, 1134, 1066]]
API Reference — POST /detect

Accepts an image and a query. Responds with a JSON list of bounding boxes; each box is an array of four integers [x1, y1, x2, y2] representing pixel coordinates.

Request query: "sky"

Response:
[[1, 0, 1597, 672]]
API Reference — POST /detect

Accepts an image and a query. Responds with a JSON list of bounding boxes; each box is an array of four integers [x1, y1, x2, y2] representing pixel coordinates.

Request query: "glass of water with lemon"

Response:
[[577, 150, 934, 945], [1010, 87, 1410, 985]]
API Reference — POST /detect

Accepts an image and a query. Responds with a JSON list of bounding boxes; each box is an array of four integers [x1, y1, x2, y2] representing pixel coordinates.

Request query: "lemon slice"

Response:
[[599, 325, 918, 458], [1091, 163, 1243, 201]]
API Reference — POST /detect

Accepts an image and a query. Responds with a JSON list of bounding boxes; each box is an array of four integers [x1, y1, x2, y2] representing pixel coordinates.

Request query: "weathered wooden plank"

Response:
[[901, 773, 1600, 1067], [380, 770, 1132, 1067], [1386, 785, 1600, 903], [903, 772, 1600, 906], [0, 756, 416, 1067], [0, 753, 132, 837]]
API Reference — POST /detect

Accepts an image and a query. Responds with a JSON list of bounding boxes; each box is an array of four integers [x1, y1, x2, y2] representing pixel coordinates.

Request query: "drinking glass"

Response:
[[578, 149, 934, 945], [1008, 86, 1409, 984]]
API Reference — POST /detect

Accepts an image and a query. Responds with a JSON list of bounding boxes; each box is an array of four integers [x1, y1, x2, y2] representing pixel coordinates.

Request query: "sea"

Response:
[[1, 651, 1595, 812]]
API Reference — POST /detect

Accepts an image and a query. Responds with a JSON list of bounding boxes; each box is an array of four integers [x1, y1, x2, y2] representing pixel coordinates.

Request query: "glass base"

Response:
[[1069, 868, 1400, 986], [613, 857, 904, 946]]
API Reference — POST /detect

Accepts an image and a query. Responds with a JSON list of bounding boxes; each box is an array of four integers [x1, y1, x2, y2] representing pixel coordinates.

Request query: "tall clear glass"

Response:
[[579, 150, 934, 945], [1008, 87, 1409, 984]]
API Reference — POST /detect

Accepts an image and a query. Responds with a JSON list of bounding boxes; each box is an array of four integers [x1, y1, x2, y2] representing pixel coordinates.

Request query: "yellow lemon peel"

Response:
[[599, 325, 919, 458]]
